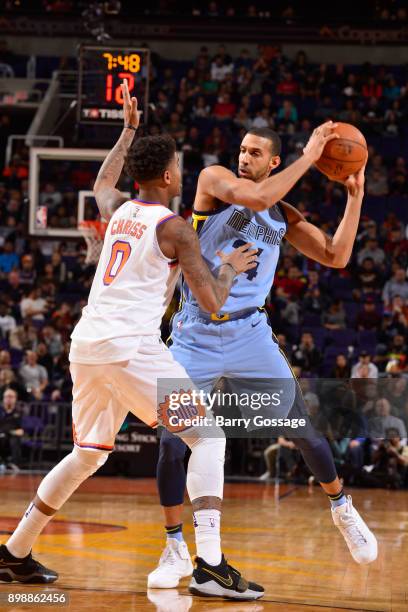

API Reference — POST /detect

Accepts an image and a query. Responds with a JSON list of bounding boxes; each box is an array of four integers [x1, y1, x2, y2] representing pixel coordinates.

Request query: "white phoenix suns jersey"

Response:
[[69, 199, 179, 364]]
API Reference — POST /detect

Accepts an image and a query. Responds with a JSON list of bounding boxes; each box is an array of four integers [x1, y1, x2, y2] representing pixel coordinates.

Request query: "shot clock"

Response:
[[78, 45, 150, 125]]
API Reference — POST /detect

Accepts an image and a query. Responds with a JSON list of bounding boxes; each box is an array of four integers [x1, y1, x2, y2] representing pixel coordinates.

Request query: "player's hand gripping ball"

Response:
[[315, 122, 368, 182]]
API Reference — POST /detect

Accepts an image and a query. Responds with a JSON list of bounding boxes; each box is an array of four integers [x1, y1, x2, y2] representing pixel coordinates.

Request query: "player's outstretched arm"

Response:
[[282, 165, 366, 269], [93, 79, 139, 221], [157, 216, 257, 312], [197, 121, 338, 212]]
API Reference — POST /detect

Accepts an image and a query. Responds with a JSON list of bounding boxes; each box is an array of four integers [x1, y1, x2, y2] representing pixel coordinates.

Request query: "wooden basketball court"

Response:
[[0, 475, 407, 611]]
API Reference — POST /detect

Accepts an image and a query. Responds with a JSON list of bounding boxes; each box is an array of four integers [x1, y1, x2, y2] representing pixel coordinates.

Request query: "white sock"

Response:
[[193, 509, 221, 566], [7, 502, 53, 558]]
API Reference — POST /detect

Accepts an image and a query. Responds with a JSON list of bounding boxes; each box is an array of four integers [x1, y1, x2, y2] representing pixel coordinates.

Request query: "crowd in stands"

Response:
[[0, 44, 408, 485], [261, 376, 408, 487]]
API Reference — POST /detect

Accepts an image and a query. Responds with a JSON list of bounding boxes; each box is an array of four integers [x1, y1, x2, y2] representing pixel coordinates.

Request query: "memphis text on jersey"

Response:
[[226, 209, 285, 245]]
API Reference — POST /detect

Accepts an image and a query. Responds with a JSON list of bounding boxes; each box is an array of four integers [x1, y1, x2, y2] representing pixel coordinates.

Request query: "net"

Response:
[[78, 220, 108, 264]]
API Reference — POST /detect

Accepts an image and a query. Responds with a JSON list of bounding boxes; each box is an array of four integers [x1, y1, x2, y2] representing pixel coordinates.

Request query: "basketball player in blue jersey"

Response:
[[147, 126, 378, 594]]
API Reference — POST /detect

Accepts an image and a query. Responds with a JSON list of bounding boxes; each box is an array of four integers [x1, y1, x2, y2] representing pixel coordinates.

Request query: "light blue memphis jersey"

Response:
[[183, 202, 287, 312]]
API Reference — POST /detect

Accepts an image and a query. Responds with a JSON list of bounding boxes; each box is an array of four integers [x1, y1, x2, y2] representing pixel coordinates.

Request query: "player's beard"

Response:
[[239, 167, 265, 182], [253, 165, 272, 183]]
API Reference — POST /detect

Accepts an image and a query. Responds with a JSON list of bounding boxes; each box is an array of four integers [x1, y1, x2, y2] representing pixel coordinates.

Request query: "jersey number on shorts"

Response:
[[103, 240, 131, 285], [232, 239, 264, 281]]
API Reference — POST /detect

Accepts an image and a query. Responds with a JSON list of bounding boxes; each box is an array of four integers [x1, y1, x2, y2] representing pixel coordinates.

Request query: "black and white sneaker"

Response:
[[0, 544, 58, 583], [189, 555, 264, 600]]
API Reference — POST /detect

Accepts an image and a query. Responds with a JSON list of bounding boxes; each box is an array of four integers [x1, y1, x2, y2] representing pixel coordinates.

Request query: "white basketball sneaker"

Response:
[[148, 539, 193, 588], [332, 495, 378, 564]]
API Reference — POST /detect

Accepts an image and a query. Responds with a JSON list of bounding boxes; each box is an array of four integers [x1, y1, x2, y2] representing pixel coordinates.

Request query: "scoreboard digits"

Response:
[[78, 46, 150, 124], [102, 53, 141, 72]]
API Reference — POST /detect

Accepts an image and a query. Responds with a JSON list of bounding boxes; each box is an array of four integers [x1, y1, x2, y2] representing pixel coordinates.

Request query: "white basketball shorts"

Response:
[[69, 336, 201, 451]]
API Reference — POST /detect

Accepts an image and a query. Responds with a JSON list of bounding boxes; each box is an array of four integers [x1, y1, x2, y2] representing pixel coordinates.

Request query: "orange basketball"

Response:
[[315, 122, 368, 181]]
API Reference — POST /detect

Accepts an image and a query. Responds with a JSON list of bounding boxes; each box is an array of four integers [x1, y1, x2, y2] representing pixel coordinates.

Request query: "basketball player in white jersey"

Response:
[[0, 81, 265, 600]]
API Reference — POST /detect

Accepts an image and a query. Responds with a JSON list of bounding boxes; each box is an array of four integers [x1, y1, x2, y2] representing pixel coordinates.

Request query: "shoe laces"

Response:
[[226, 562, 241, 578], [225, 560, 251, 591], [159, 544, 177, 566], [339, 513, 367, 547]]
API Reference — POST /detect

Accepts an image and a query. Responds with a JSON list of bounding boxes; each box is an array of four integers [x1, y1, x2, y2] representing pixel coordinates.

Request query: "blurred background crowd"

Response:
[[0, 37, 408, 485]]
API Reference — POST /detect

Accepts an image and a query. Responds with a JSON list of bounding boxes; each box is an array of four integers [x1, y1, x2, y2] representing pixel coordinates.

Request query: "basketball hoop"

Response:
[[78, 220, 108, 264]]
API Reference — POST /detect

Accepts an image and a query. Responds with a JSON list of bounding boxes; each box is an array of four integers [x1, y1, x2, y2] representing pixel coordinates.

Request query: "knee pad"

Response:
[[37, 446, 109, 510], [186, 436, 226, 502]]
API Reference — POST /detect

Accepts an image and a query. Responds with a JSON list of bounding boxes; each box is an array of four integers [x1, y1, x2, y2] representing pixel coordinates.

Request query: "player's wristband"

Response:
[[124, 124, 137, 131]]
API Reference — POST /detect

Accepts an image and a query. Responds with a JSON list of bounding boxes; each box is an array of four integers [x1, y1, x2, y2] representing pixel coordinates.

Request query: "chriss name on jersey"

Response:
[[111, 218, 147, 238]]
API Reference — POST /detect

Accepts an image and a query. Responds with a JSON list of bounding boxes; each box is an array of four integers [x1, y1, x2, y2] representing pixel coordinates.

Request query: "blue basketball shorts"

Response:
[[169, 306, 297, 421]]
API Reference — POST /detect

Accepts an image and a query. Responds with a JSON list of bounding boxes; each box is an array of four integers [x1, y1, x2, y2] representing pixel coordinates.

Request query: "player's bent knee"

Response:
[[72, 445, 110, 471], [37, 446, 110, 511]]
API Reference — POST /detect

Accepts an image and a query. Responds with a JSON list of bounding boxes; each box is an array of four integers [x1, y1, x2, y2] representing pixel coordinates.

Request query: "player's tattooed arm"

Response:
[[157, 217, 257, 312], [93, 79, 139, 220], [93, 130, 133, 220], [281, 165, 365, 268]]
